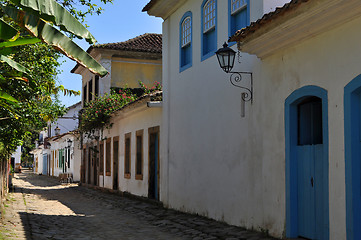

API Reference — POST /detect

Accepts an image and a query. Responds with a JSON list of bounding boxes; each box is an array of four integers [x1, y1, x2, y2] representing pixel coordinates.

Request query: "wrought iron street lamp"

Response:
[[216, 42, 253, 102]]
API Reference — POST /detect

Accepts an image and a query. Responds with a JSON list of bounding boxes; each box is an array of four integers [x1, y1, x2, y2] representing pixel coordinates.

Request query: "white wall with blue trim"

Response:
[[156, 0, 361, 239], [160, 0, 290, 238]]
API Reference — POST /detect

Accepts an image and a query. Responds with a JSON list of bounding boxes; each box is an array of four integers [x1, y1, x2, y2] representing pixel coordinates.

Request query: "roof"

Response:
[[142, 0, 157, 12], [142, 0, 188, 19], [71, 33, 162, 74], [229, 0, 361, 58], [92, 33, 162, 54], [229, 0, 309, 42]]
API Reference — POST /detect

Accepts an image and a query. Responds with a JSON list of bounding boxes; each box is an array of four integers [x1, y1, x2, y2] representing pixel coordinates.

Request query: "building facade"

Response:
[[72, 34, 163, 199], [144, 0, 361, 239]]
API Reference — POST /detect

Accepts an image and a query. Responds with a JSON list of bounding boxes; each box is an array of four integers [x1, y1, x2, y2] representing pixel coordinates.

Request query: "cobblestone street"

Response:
[[0, 170, 279, 240]]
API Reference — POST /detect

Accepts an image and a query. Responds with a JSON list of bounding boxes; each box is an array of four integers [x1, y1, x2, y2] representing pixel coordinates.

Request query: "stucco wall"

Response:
[[252, 14, 361, 239], [98, 105, 162, 198], [111, 57, 162, 88], [162, 0, 281, 235], [163, 0, 361, 238]]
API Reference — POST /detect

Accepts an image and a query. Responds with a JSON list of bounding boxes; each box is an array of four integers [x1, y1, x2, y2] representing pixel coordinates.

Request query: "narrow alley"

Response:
[[0, 170, 277, 240]]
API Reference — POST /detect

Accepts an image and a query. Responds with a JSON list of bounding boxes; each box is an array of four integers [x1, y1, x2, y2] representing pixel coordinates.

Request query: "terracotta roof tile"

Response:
[[93, 33, 162, 53], [229, 0, 309, 42]]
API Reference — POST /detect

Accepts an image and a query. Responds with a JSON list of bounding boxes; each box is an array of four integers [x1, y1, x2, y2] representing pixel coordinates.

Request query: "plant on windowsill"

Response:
[[79, 81, 162, 139]]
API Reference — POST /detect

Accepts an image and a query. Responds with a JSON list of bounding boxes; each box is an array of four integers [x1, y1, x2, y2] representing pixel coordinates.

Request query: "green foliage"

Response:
[[57, 0, 113, 24], [79, 82, 162, 138], [0, 0, 112, 159]]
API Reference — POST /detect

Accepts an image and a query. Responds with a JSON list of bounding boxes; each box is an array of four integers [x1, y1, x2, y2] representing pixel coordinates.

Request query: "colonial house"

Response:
[[71, 33, 163, 200], [144, 0, 361, 239], [32, 102, 81, 181]]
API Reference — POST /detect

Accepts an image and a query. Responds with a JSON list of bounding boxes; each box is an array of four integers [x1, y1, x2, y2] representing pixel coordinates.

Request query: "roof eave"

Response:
[[143, 0, 188, 19], [232, 0, 361, 59]]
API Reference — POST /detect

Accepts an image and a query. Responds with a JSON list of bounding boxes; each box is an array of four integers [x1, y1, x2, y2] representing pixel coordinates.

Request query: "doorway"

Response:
[[148, 126, 160, 200], [113, 137, 119, 190], [285, 86, 329, 240]]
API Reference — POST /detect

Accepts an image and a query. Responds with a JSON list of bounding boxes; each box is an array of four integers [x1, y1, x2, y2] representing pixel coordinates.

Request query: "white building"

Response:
[[32, 102, 81, 181], [144, 0, 361, 239], [72, 34, 163, 199], [10, 146, 22, 172]]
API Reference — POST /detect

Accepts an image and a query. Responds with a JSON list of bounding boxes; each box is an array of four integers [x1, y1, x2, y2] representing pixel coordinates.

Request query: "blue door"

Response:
[[42, 154, 48, 175], [296, 98, 326, 239]]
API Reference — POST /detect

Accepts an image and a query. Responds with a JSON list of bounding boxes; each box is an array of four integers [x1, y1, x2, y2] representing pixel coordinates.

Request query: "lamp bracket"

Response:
[[229, 71, 253, 103]]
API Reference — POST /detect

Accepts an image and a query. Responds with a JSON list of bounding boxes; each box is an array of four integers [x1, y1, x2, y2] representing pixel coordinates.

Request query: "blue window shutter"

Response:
[[229, 0, 250, 39], [180, 11, 192, 72], [201, 0, 217, 61]]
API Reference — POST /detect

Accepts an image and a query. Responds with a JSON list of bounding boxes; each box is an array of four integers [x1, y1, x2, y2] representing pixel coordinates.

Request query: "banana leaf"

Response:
[[3, 6, 108, 77], [0, 18, 19, 41], [11, 0, 97, 44], [0, 37, 41, 48], [0, 89, 18, 102], [0, 55, 28, 74]]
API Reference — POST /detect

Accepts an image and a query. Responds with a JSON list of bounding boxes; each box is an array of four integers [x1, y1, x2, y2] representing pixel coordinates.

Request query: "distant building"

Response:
[[72, 33, 163, 199]]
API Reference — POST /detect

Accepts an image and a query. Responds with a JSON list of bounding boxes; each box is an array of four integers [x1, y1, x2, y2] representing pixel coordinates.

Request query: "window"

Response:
[[83, 84, 87, 103], [297, 97, 323, 145], [124, 133, 131, 179], [180, 12, 192, 72], [202, 0, 217, 61], [88, 78, 93, 101], [95, 75, 99, 97], [229, 0, 249, 38], [106, 138, 111, 176], [99, 141, 104, 175], [135, 130, 143, 180]]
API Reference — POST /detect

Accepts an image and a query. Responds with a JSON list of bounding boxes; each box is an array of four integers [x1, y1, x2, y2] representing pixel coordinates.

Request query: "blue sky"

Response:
[[58, 0, 163, 107]]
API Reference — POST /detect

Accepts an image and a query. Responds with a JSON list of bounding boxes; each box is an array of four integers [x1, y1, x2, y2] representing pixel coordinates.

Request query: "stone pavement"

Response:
[[0, 170, 280, 240]]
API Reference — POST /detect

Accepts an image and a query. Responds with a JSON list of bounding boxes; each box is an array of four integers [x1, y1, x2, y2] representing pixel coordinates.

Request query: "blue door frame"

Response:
[[285, 85, 329, 239], [344, 74, 361, 240]]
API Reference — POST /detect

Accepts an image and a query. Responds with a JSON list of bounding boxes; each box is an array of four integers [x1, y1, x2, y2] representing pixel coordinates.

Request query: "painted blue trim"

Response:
[[344, 74, 361, 240], [179, 11, 193, 73], [228, 0, 250, 40], [285, 85, 329, 239], [201, 0, 217, 62]]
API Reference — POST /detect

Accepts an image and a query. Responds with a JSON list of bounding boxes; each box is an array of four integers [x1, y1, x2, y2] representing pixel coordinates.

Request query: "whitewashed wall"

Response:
[[161, 0, 292, 237], [248, 14, 361, 239], [98, 104, 162, 198], [163, 0, 361, 238]]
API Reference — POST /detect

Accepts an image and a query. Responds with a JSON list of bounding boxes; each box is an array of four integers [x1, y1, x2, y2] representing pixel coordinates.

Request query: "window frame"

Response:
[[179, 11, 193, 72], [124, 132, 131, 179], [105, 138, 112, 176], [99, 141, 104, 175], [201, 0, 217, 61], [135, 130, 144, 180], [228, 0, 250, 40]]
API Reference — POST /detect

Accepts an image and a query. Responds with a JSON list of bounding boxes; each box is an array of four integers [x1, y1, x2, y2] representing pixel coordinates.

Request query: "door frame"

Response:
[[285, 85, 329, 238], [148, 126, 160, 200], [344, 74, 361, 240]]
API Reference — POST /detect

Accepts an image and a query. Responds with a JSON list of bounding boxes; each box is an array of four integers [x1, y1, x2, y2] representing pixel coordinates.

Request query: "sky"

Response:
[[58, 0, 163, 107]]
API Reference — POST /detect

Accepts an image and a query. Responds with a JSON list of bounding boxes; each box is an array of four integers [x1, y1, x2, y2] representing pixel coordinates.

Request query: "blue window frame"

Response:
[[228, 0, 250, 40], [201, 0, 217, 61], [180, 11, 192, 72]]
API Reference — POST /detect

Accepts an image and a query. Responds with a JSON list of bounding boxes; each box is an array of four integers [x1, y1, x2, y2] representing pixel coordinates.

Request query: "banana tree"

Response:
[[0, 0, 108, 102]]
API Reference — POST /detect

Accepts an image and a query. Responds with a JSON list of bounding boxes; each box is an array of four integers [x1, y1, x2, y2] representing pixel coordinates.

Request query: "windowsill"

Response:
[[135, 174, 143, 180], [180, 63, 192, 72], [201, 51, 216, 62], [124, 173, 131, 179], [106, 171, 111, 176]]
